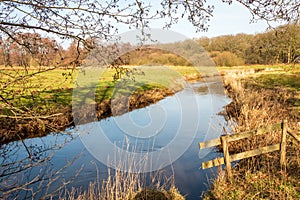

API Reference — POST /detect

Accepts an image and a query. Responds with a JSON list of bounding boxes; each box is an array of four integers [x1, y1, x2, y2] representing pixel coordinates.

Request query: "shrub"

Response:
[[211, 51, 244, 67]]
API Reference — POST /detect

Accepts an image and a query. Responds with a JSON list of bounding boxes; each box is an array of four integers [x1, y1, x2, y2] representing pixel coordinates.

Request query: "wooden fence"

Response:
[[199, 119, 300, 180]]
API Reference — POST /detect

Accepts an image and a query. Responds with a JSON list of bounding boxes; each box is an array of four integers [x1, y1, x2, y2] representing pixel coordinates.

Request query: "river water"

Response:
[[0, 80, 230, 199]]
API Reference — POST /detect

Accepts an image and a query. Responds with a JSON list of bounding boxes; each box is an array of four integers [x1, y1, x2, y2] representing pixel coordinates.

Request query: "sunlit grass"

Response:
[[218, 64, 300, 71], [249, 73, 300, 91], [0, 65, 200, 114]]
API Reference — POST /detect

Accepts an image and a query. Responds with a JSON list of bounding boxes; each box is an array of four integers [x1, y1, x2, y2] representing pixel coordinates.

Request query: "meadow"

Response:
[[1, 66, 200, 111]]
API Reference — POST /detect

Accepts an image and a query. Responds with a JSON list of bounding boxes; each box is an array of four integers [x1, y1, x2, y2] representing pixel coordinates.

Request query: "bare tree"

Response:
[[234, 0, 300, 23], [0, 0, 155, 47], [0, 0, 298, 44], [0, 0, 299, 143]]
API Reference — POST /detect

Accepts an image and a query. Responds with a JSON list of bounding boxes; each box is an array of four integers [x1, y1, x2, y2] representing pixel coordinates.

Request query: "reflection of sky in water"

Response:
[[76, 80, 230, 199], [81, 81, 227, 155], [78, 80, 230, 188], [99, 94, 181, 152], [2, 80, 230, 200]]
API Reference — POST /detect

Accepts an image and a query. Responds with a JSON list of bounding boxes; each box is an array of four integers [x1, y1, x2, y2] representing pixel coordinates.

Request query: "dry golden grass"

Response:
[[58, 142, 185, 200], [204, 71, 300, 200]]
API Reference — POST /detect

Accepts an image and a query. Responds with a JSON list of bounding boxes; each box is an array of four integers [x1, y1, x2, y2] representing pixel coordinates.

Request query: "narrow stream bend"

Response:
[[0, 80, 230, 200]]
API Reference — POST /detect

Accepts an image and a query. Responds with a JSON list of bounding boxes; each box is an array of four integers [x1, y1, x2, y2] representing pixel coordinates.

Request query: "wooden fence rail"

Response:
[[199, 119, 300, 180]]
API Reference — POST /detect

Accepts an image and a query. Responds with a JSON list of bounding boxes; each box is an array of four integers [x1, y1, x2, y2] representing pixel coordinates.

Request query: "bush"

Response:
[[211, 51, 244, 67]]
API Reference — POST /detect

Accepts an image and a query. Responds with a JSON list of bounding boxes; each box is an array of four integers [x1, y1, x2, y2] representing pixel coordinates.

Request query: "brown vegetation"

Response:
[[0, 33, 87, 68], [204, 71, 300, 199], [55, 142, 185, 200]]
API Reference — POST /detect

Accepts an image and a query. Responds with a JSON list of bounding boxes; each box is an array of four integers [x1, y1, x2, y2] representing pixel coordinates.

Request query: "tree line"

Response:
[[117, 24, 300, 67], [198, 24, 300, 66], [0, 24, 299, 68], [0, 33, 87, 68]]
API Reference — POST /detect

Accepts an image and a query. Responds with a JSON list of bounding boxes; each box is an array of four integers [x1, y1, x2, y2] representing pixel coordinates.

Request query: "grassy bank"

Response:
[[204, 65, 300, 199], [0, 65, 201, 143]]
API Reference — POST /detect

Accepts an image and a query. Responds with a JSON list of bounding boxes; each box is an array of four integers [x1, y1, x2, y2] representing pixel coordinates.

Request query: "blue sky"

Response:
[[55, 1, 284, 47], [174, 1, 267, 38], [118, 1, 282, 39]]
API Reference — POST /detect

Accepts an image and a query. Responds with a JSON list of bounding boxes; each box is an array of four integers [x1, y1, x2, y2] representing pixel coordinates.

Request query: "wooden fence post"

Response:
[[221, 135, 232, 180], [280, 119, 287, 169]]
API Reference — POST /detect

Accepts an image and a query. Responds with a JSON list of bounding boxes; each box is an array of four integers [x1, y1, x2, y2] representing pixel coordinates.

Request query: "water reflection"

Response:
[[0, 133, 76, 199], [0, 80, 230, 200]]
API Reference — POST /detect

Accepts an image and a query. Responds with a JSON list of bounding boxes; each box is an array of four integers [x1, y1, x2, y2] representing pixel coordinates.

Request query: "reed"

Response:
[[60, 139, 185, 200], [204, 71, 300, 199]]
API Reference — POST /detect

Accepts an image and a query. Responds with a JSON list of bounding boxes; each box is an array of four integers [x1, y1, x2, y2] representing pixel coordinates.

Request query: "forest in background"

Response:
[[0, 24, 299, 68], [199, 24, 300, 66]]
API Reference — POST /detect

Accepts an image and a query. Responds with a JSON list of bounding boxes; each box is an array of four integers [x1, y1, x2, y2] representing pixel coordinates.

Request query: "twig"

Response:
[[0, 113, 63, 119]]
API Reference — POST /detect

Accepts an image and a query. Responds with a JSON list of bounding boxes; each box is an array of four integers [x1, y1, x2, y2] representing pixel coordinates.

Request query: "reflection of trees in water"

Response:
[[192, 80, 225, 96], [0, 133, 80, 199], [194, 85, 209, 95]]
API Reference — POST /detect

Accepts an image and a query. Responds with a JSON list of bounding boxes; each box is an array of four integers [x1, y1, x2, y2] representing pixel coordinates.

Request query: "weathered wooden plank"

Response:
[[202, 144, 281, 169], [200, 122, 284, 171], [199, 123, 281, 149], [202, 157, 224, 169], [227, 123, 282, 142], [199, 138, 221, 149], [230, 144, 280, 162], [221, 135, 232, 180], [280, 119, 287, 168], [287, 128, 300, 143]]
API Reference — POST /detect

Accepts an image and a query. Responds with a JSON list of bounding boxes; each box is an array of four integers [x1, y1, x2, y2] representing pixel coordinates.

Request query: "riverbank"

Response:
[[204, 65, 300, 199], [0, 65, 201, 144], [0, 86, 183, 144]]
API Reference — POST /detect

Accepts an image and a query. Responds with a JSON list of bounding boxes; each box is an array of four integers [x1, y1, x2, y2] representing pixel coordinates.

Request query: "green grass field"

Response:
[[0, 65, 201, 115], [2, 64, 298, 116], [218, 64, 300, 71], [249, 73, 300, 91], [218, 64, 300, 91]]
